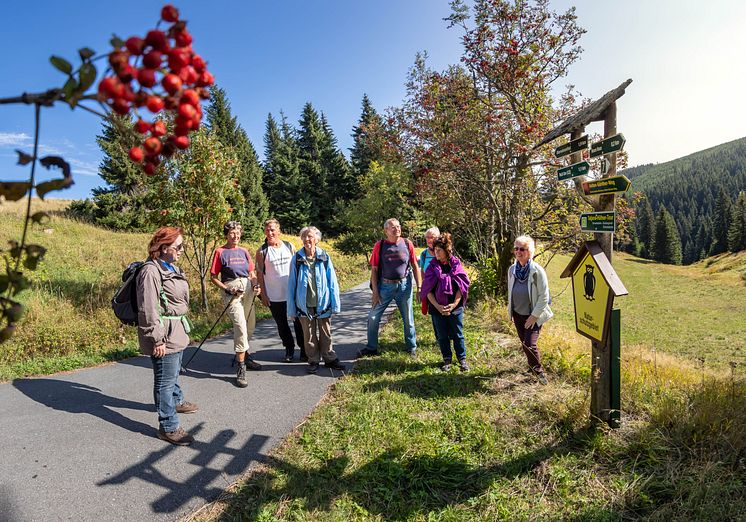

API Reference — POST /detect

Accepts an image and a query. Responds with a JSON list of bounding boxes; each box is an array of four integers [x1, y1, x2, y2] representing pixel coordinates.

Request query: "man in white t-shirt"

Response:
[[256, 219, 307, 362]]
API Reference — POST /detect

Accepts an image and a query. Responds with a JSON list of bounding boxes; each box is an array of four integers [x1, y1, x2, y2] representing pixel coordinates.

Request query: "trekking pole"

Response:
[[181, 294, 237, 373]]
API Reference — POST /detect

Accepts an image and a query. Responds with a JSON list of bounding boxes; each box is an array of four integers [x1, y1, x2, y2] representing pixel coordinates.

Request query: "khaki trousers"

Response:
[[222, 277, 256, 353], [299, 309, 336, 364]]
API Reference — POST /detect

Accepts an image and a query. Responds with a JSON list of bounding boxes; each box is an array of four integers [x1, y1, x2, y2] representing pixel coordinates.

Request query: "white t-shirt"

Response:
[[263, 242, 294, 302]]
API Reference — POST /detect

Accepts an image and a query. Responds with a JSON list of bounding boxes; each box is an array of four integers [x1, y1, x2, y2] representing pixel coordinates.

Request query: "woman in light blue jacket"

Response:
[[507, 235, 553, 384], [287, 226, 345, 374]]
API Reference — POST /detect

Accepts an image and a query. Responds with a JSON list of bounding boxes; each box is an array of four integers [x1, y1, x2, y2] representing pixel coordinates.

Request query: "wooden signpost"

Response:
[[558, 160, 591, 181], [534, 78, 634, 428], [554, 135, 588, 158]]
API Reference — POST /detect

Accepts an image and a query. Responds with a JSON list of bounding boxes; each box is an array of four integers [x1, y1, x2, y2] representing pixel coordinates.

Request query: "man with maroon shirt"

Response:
[[360, 218, 422, 357], [210, 221, 262, 388]]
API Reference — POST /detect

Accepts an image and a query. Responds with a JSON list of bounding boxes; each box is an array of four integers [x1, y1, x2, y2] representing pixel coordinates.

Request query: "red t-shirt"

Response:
[[370, 238, 417, 280], [210, 246, 254, 282]]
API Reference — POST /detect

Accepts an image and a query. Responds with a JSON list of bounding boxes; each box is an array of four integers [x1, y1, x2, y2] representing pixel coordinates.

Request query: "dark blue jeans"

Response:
[[431, 307, 466, 362], [151, 350, 184, 432]]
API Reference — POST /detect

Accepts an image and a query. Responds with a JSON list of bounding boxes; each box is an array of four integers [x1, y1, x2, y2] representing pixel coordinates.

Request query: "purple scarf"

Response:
[[420, 255, 471, 313]]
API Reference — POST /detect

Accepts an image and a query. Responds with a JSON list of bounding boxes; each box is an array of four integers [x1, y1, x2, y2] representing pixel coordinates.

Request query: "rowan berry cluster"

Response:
[[97, 4, 214, 174]]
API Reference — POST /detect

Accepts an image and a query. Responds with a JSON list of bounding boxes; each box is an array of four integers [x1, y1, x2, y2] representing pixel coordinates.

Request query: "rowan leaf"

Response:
[[0, 182, 32, 201], [50, 55, 73, 75], [15, 150, 33, 165], [78, 47, 95, 61], [78, 63, 97, 91]]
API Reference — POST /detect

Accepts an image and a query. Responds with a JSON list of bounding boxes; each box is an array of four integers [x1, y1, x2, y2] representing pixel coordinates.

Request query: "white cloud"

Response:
[[0, 132, 31, 147]]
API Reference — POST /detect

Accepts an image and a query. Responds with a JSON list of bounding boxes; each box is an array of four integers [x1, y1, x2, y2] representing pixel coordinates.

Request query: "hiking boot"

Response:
[[325, 359, 346, 371], [246, 357, 262, 371], [536, 372, 548, 385], [358, 348, 379, 358], [440, 361, 452, 372], [407, 349, 417, 359], [176, 401, 199, 414], [307, 362, 319, 374], [300, 354, 309, 362], [236, 363, 248, 388], [157, 426, 194, 446], [458, 359, 470, 372]]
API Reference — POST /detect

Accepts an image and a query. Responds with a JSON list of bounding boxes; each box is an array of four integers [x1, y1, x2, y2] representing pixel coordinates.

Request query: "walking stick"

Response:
[[181, 294, 237, 372]]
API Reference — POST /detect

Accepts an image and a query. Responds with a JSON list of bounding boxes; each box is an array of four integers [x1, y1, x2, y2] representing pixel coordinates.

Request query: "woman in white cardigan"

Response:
[[506, 235, 553, 385]]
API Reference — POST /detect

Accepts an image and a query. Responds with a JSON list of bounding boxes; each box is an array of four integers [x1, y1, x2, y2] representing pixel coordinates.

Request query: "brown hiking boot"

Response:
[[176, 401, 199, 414], [236, 363, 248, 388], [157, 427, 194, 446]]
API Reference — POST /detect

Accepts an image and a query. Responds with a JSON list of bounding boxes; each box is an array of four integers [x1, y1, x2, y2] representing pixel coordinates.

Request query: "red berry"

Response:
[[135, 119, 151, 133], [134, 90, 148, 107], [151, 121, 167, 137], [164, 95, 180, 110], [191, 55, 206, 72], [143, 137, 163, 155], [173, 30, 192, 47], [121, 85, 136, 102], [145, 30, 169, 52], [161, 73, 182, 95], [161, 4, 180, 22], [143, 162, 157, 175], [125, 36, 145, 55], [137, 68, 157, 88], [178, 65, 198, 85], [108, 50, 130, 69], [180, 89, 200, 107], [196, 71, 214, 87], [116, 64, 137, 83], [173, 124, 190, 137], [170, 135, 190, 149], [128, 146, 144, 163], [142, 50, 162, 69], [161, 141, 177, 158], [98, 76, 119, 99], [111, 98, 130, 115], [197, 87, 211, 99], [177, 103, 197, 120], [167, 48, 190, 72], [146, 95, 165, 113]]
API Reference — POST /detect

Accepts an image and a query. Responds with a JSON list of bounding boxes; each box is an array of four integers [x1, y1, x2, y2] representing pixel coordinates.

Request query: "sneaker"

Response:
[[358, 348, 379, 357], [282, 355, 293, 363], [176, 401, 199, 414], [440, 361, 452, 372], [536, 372, 548, 385], [325, 359, 346, 371], [246, 358, 262, 371], [157, 427, 194, 446], [307, 362, 319, 374], [236, 363, 248, 388], [458, 359, 470, 372]]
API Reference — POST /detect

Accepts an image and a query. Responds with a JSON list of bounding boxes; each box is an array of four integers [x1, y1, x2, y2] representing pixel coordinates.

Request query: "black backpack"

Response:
[[112, 260, 164, 326]]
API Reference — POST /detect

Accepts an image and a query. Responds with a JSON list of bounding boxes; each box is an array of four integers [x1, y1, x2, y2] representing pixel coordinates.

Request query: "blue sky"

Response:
[[2, 1, 745, 199]]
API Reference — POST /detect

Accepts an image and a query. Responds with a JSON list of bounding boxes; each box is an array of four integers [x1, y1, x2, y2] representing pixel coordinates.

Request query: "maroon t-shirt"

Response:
[[210, 246, 254, 282]]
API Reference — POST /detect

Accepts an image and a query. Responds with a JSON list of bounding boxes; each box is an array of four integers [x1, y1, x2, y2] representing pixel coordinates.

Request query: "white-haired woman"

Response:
[[506, 235, 553, 385], [287, 226, 345, 374], [418, 226, 440, 280]]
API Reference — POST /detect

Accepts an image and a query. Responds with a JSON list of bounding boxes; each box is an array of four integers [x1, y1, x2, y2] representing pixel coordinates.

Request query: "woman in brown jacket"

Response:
[[136, 227, 197, 446]]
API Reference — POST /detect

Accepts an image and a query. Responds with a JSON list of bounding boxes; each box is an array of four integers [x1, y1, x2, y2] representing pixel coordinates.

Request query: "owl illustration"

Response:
[[583, 264, 596, 301]]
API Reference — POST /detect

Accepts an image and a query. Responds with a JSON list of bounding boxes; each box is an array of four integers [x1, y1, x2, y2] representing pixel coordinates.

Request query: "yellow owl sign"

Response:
[[561, 241, 628, 343]]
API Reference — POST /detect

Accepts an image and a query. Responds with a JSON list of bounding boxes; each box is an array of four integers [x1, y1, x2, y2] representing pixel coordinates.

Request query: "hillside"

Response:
[[621, 137, 746, 263]]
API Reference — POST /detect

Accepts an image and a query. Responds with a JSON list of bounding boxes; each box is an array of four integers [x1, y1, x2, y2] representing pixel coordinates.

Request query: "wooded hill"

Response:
[[623, 136, 746, 264]]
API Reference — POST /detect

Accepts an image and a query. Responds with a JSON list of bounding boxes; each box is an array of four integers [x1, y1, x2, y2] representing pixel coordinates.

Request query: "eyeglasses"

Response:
[[513, 246, 528, 252], [171, 243, 184, 252]]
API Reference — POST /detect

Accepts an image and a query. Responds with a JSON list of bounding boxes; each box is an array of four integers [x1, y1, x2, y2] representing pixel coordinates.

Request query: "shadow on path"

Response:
[[12, 378, 153, 435]]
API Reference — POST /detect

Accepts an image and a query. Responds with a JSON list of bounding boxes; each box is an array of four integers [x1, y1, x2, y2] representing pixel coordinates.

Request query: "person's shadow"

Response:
[[13, 378, 153, 435]]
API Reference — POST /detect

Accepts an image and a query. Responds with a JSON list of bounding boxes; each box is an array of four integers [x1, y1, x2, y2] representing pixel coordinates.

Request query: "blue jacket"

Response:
[[286, 247, 340, 319]]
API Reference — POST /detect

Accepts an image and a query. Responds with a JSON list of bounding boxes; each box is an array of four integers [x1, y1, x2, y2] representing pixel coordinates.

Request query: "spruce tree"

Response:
[[350, 94, 383, 189], [68, 114, 151, 230], [636, 198, 656, 259], [709, 188, 732, 255], [205, 85, 268, 239], [297, 102, 329, 228], [263, 112, 311, 232], [727, 192, 746, 252], [320, 113, 354, 233], [653, 206, 683, 265]]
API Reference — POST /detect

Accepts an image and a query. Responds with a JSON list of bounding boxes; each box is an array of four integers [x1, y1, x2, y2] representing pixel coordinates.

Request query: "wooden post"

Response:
[[590, 101, 617, 423]]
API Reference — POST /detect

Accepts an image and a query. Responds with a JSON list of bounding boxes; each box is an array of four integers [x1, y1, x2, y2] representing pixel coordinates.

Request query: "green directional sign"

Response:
[[590, 133, 625, 158], [580, 211, 615, 233], [554, 135, 588, 158], [582, 175, 632, 195], [557, 161, 590, 181]]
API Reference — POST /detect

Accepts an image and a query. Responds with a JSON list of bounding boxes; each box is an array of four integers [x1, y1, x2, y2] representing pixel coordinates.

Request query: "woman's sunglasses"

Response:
[[513, 246, 528, 252]]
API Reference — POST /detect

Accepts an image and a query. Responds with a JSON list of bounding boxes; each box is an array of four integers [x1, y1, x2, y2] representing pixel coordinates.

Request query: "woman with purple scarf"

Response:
[[420, 233, 471, 372]]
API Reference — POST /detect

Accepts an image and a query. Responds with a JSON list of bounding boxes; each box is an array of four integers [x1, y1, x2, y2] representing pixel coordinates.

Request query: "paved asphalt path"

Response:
[[0, 282, 381, 521]]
